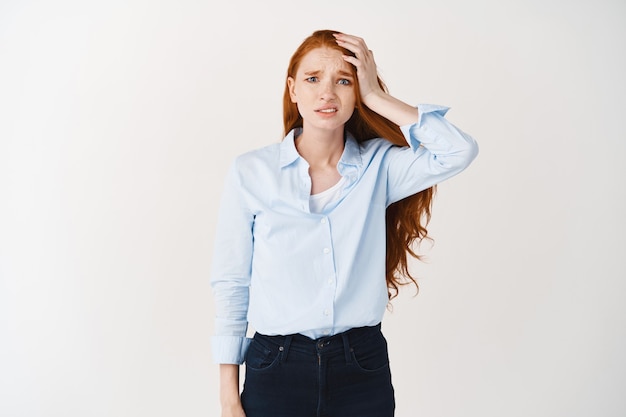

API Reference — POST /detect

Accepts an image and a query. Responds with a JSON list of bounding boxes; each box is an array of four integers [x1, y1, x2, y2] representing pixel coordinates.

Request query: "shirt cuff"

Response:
[[400, 103, 451, 150], [415, 103, 450, 126], [211, 335, 253, 365]]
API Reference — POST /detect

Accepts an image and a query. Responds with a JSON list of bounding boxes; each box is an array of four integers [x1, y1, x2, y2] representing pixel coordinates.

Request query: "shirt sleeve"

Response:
[[385, 103, 479, 205], [210, 160, 254, 364]]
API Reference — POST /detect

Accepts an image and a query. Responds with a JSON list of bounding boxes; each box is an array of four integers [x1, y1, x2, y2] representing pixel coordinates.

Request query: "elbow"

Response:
[[443, 136, 478, 173], [457, 131, 479, 168], [463, 138, 479, 168]]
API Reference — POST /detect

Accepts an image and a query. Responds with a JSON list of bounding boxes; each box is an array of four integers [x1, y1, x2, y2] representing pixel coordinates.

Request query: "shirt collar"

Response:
[[279, 129, 300, 168], [339, 131, 362, 168], [279, 128, 363, 169]]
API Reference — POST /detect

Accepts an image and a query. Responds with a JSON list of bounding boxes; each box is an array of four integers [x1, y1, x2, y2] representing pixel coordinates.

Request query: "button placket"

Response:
[[318, 215, 335, 332]]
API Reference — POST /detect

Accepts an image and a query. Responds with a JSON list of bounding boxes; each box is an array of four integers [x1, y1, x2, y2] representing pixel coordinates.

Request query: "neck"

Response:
[[294, 127, 345, 168]]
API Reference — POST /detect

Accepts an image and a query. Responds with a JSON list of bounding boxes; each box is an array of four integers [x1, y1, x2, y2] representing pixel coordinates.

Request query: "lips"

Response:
[[315, 107, 338, 113]]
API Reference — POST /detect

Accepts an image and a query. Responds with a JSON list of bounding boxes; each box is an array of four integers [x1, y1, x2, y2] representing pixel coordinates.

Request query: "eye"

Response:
[[338, 79, 351, 85], [306, 76, 318, 83]]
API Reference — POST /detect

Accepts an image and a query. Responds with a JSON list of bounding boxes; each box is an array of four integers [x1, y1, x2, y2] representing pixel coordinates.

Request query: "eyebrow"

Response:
[[303, 69, 354, 78]]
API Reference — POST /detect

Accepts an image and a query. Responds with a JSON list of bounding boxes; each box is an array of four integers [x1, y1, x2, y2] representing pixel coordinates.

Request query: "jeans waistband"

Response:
[[253, 323, 382, 364]]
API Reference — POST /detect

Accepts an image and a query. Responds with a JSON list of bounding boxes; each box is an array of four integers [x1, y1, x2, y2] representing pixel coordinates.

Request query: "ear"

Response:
[[287, 77, 297, 103]]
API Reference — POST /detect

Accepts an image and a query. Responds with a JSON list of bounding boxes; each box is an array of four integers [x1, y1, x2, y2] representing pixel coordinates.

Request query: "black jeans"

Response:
[[241, 324, 395, 417]]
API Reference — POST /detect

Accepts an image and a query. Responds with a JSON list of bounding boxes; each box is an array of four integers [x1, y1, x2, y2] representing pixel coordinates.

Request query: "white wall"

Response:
[[1, 1, 624, 416]]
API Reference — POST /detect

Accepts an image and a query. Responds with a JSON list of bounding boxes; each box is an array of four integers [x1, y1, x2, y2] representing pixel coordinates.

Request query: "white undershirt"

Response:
[[309, 177, 347, 213]]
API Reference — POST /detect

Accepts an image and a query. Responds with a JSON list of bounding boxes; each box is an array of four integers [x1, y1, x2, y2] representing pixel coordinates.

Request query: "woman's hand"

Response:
[[333, 33, 384, 104], [334, 32, 419, 126]]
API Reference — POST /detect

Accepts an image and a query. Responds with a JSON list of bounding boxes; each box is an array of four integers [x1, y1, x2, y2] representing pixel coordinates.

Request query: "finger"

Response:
[[333, 33, 370, 58], [333, 32, 367, 48], [337, 40, 368, 58], [341, 54, 360, 67], [339, 42, 373, 63]]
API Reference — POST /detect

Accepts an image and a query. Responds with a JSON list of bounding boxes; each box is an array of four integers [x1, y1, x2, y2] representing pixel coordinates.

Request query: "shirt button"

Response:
[[320, 218, 327, 224], [327, 278, 334, 284], [323, 247, 330, 254], [323, 330, 330, 335], [323, 309, 330, 316]]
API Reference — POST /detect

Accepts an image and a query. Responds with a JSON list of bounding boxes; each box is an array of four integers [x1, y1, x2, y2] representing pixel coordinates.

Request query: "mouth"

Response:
[[315, 107, 338, 113]]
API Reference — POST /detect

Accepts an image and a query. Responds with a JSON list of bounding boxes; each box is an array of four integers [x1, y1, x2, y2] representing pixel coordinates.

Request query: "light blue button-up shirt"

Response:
[[211, 104, 479, 364]]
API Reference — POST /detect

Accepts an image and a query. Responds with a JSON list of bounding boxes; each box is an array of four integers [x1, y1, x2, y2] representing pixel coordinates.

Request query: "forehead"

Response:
[[296, 47, 352, 74]]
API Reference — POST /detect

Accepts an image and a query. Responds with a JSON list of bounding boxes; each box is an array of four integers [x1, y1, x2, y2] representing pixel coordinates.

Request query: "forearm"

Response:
[[362, 91, 419, 127], [220, 364, 241, 406]]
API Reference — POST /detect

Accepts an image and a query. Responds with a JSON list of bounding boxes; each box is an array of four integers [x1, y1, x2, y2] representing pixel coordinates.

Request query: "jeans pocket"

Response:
[[350, 333, 390, 373], [244, 339, 282, 372]]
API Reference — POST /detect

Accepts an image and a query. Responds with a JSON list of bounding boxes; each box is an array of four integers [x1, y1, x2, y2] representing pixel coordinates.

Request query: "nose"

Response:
[[319, 80, 337, 101]]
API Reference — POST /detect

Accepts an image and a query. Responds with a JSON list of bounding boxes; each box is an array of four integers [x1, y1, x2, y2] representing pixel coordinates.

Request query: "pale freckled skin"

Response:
[[286, 47, 358, 194], [287, 47, 357, 139]]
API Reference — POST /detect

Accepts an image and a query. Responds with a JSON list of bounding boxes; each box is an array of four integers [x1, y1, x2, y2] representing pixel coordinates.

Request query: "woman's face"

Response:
[[287, 47, 356, 134]]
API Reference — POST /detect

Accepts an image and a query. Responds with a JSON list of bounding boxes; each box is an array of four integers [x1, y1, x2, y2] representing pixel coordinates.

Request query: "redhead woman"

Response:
[[211, 30, 479, 417]]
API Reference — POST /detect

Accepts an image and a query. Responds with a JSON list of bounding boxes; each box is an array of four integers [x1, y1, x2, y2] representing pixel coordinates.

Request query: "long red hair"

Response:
[[282, 30, 435, 299]]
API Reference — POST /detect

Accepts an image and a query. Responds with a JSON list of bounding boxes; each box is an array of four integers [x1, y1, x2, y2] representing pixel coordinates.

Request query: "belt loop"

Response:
[[280, 335, 293, 363], [341, 332, 352, 365]]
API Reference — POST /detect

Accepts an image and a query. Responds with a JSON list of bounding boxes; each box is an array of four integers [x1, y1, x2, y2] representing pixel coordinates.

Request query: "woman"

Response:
[[211, 30, 478, 417]]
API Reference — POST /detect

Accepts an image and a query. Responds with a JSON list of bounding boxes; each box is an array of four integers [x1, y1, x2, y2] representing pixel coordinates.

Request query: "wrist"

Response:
[[220, 391, 241, 407], [220, 396, 241, 408], [220, 381, 241, 403], [361, 89, 386, 109]]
